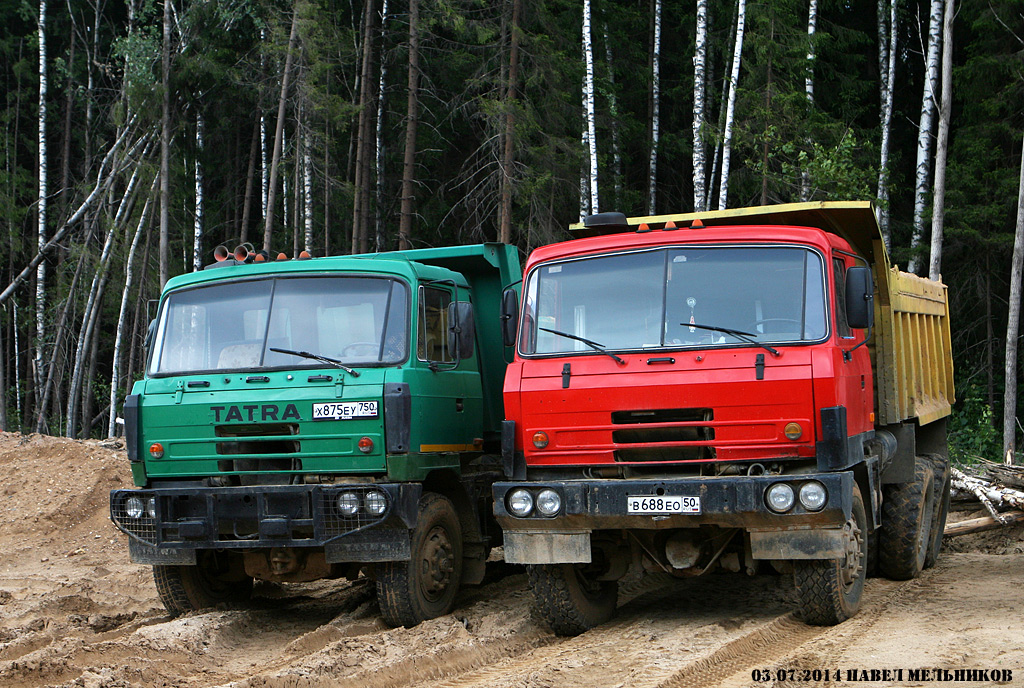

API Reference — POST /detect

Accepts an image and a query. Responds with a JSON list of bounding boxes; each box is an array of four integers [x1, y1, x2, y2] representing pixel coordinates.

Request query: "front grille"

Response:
[[612, 408, 716, 462], [216, 423, 300, 456]]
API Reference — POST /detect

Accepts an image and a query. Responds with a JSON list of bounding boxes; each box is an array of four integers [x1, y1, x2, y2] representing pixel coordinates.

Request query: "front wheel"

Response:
[[153, 551, 253, 616], [794, 485, 867, 625], [377, 492, 463, 627], [528, 562, 618, 636]]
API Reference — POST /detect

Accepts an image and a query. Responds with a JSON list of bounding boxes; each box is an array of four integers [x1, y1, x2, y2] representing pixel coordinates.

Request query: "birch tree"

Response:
[[193, 111, 204, 271], [583, 0, 598, 215], [109, 181, 156, 437], [647, 0, 661, 214], [928, 0, 953, 281], [398, 0, 421, 250], [159, 0, 171, 286], [1004, 138, 1024, 465], [692, 0, 708, 212], [800, 0, 818, 202], [718, 0, 746, 210], [35, 0, 48, 404], [908, 0, 943, 274], [374, 0, 390, 251], [876, 0, 898, 245]]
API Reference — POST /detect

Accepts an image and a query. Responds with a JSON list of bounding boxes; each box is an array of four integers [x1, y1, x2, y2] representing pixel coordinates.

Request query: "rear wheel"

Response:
[[528, 560, 618, 636], [878, 455, 937, 580], [153, 551, 253, 616], [377, 492, 463, 627], [794, 486, 867, 625]]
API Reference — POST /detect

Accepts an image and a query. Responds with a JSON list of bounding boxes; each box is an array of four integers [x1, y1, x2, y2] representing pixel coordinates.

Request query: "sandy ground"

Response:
[[0, 431, 1022, 688]]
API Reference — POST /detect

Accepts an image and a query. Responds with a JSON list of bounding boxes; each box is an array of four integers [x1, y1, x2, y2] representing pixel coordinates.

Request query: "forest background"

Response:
[[0, 0, 1021, 464]]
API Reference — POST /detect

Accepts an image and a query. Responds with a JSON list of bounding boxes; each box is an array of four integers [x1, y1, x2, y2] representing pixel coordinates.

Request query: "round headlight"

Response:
[[337, 492, 360, 516], [125, 496, 145, 519], [535, 488, 561, 516], [799, 481, 827, 511], [507, 488, 534, 517], [766, 483, 796, 513], [146, 498, 157, 519], [365, 490, 388, 516]]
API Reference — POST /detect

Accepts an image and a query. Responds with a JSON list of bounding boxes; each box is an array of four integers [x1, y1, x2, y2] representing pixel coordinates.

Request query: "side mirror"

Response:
[[845, 266, 874, 330], [500, 288, 519, 347], [447, 301, 475, 360], [145, 319, 157, 350]]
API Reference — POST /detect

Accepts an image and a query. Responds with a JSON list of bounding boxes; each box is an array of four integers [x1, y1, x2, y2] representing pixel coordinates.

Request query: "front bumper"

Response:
[[110, 482, 421, 563], [493, 472, 854, 563]]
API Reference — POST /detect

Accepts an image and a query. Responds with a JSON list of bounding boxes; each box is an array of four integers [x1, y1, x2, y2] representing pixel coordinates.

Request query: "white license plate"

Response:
[[626, 495, 700, 514], [312, 401, 379, 420]]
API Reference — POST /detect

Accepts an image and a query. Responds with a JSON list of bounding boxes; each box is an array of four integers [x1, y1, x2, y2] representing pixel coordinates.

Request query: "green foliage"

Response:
[[948, 384, 1003, 467]]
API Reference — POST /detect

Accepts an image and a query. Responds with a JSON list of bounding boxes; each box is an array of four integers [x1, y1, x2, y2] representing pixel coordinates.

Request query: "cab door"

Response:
[[832, 254, 874, 437]]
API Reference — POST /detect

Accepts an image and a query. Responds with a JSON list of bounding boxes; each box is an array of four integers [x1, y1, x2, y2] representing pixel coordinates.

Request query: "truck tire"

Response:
[[377, 492, 463, 627], [527, 562, 618, 636], [924, 454, 951, 569], [153, 551, 253, 616], [794, 486, 867, 626], [878, 455, 937, 580]]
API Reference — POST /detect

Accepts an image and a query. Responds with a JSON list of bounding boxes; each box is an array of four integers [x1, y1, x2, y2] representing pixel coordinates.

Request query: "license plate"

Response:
[[312, 401, 379, 420], [626, 495, 700, 514]]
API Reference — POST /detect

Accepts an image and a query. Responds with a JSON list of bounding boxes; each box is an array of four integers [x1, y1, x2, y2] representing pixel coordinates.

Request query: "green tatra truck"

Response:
[[110, 242, 520, 626]]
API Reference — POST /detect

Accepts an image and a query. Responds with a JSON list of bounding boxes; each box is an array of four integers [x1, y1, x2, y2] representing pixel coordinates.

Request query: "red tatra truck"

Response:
[[493, 201, 954, 635]]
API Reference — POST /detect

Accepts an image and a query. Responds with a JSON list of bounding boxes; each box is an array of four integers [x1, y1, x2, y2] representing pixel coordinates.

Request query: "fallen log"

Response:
[[943, 510, 1024, 537]]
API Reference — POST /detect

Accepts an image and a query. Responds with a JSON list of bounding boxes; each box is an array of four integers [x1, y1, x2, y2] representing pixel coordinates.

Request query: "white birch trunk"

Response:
[[800, 0, 818, 201], [928, 0, 953, 281], [1004, 138, 1024, 463], [908, 0, 943, 274], [193, 111, 204, 271], [159, 0, 171, 286], [648, 0, 662, 214], [583, 0, 598, 214], [108, 181, 156, 437], [36, 0, 48, 398], [718, 0, 746, 211], [692, 0, 708, 212], [0, 122, 141, 306], [374, 0, 389, 251], [260, 29, 269, 221], [303, 126, 313, 253], [876, 0, 898, 245]]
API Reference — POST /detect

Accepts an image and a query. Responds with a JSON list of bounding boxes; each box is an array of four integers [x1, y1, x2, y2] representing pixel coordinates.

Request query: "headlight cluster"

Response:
[[765, 480, 827, 513], [335, 490, 388, 517], [125, 496, 157, 519], [506, 487, 562, 517]]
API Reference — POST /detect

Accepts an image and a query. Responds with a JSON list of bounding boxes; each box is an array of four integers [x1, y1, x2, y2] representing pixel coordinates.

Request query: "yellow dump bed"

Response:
[[571, 200, 954, 427]]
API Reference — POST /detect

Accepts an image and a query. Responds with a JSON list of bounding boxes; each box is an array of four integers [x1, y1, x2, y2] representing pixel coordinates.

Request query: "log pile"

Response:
[[946, 462, 1024, 537]]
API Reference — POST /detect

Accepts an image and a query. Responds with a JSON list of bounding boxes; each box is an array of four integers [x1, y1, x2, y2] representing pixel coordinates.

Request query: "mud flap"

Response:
[[129, 540, 197, 565], [749, 529, 846, 560], [503, 531, 591, 564]]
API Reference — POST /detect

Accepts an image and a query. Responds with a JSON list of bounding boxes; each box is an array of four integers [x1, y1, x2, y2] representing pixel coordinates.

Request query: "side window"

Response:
[[418, 286, 454, 362], [833, 257, 852, 339]]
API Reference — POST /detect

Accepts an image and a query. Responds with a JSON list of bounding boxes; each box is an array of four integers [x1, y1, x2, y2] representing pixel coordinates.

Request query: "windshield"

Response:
[[520, 246, 826, 355], [148, 276, 408, 375]]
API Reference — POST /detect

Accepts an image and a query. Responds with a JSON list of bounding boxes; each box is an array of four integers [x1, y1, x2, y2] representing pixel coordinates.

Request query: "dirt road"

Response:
[[1, 432, 1021, 687]]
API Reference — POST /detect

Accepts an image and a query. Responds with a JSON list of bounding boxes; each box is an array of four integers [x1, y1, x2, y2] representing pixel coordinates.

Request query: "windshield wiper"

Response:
[[680, 323, 780, 357], [538, 327, 625, 364], [269, 347, 361, 377]]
